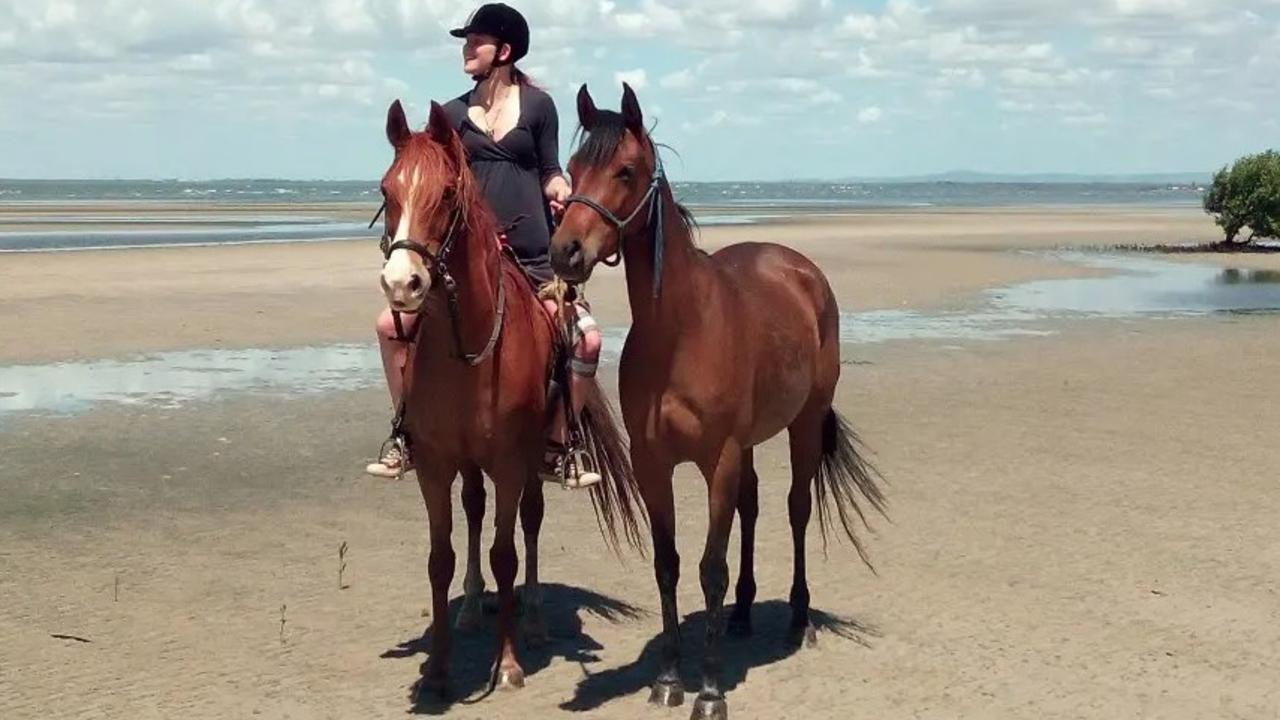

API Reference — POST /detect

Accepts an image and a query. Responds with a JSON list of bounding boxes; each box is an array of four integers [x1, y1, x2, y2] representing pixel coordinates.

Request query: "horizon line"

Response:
[[1, 171, 1213, 185]]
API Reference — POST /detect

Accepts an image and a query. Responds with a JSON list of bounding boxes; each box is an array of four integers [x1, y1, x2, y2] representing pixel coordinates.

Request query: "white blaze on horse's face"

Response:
[[380, 164, 432, 312]]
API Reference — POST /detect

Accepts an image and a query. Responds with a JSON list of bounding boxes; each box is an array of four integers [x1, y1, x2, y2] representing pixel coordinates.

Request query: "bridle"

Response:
[[370, 188, 506, 368], [563, 157, 668, 299]]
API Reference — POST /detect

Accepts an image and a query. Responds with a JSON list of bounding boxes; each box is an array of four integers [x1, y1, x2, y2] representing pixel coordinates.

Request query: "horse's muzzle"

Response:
[[381, 265, 428, 312], [551, 237, 591, 282]]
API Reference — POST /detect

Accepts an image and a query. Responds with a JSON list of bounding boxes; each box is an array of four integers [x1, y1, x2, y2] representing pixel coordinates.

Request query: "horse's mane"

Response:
[[573, 111, 700, 242], [401, 131, 502, 246]]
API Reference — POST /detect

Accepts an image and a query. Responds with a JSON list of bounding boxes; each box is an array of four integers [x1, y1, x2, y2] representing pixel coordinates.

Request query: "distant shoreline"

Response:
[[0, 201, 1207, 254]]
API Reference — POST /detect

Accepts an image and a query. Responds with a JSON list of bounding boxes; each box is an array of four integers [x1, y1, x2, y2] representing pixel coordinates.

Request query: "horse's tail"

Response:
[[815, 408, 887, 569], [580, 382, 648, 555]]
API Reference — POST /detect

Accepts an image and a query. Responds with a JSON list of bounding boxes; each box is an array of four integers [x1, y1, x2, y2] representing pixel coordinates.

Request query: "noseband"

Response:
[[564, 161, 668, 298], [370, 194, 505, 367]]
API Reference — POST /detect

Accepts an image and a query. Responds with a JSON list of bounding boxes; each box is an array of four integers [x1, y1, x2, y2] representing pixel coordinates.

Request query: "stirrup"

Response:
[[367, 432, 412, 480], [565, 444, 603, 489], [540, 439, 602, 490]]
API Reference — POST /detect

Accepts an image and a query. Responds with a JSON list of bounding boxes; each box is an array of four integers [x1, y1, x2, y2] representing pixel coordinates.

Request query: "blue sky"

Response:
[[1, 0, 1277, 182]]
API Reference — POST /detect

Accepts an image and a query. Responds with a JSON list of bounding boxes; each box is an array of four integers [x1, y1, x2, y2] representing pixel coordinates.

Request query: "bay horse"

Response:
[[377, 98, 643, 697], [549, 84, 886, 720]]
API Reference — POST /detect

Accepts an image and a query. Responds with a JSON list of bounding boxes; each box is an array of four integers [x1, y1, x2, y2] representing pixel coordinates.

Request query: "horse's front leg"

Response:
[[457, 466, 486, 632], [633, 444, 683, 707], [489, 457, 528, 690], [691, 439, 742, 720], [415, 457, 459, 699], [520, 467, 549, 647]]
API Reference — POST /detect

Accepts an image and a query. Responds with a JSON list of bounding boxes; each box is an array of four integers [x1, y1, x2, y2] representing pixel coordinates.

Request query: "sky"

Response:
[[1, 0, 1278, 182]]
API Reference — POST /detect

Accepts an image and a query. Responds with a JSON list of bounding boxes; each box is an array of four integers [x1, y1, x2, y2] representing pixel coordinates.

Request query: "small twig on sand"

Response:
[[279, 604, 287, 644], [338, 541, 349, 590]]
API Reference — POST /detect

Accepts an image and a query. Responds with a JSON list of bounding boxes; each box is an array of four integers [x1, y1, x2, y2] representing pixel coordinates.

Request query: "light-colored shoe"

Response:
[[365, 442, 412, 479], [540, 442, 602, 489]]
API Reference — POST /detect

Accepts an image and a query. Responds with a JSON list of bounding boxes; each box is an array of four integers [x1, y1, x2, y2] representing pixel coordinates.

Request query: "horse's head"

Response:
[[379, 99, 468, 313], [551, 83, 658, 283]]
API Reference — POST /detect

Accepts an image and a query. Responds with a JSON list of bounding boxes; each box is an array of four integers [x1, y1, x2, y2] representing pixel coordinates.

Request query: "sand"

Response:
[[2, 205, 1279, 719]]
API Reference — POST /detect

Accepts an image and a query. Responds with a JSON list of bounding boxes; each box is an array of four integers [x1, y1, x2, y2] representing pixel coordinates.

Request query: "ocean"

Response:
[[0, 178, 1206, 253]]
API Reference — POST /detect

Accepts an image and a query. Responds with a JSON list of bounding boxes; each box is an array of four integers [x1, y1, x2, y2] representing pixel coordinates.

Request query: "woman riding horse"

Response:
[[369, 2, 602, 489]]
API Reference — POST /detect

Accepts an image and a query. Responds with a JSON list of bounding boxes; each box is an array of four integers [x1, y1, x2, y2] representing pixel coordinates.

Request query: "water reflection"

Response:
[[1217, 268, 1280, 285]]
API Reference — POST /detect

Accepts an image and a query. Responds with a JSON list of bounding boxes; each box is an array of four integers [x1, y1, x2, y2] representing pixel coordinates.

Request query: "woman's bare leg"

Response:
[[376, 307, 417, 410]]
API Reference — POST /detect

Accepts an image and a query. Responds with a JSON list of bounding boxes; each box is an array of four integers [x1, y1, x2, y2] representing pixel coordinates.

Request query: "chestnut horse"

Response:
[[550, 85, 886, 720], [377, 99, 643, 697]]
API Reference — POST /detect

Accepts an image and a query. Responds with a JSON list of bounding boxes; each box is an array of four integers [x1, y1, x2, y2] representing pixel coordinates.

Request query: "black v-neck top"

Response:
[[443, 84, 563, 280]]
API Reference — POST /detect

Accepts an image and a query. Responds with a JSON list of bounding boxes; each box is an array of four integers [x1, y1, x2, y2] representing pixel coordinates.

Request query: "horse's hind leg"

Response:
[[727, 447, 758, 637], [786, 407, 825, 648], [519, 469, 549, 647], [457, 466, 486, 631]]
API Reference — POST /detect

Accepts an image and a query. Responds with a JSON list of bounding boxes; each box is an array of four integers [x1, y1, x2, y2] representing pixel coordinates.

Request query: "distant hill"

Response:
[[826, 170, 1210, 185]]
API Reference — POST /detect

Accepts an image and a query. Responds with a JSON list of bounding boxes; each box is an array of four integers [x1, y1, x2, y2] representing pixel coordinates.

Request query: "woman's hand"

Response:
[[545, 175, 571, 219]]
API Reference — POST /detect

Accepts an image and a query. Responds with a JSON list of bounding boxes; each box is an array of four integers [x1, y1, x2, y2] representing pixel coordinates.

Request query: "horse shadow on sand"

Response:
[[382, 582, 646, 715], [382, 582, 877, 715]]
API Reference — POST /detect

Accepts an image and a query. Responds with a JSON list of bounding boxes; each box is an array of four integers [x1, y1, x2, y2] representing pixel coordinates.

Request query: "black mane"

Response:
[[572, 111, 700, 240]]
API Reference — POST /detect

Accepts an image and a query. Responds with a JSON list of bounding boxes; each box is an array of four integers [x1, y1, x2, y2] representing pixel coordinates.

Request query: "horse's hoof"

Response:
[[456, 602, 483, 632], [522, 617, 550, 648], [649, 680, 685, 707], [495, 665, 526, 691], [787, 623, 818, 648], [726, 611, 752, 638], [412, 673, 450, 703], [690, 693, 728, 720]]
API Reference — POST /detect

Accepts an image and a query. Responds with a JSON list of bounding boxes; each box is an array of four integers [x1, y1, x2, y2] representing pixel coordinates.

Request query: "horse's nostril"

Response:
[[408, 274, 423, 292]]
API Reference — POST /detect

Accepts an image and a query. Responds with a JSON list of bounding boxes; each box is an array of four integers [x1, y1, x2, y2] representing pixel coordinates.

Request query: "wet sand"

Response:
[[2, 205, 1280, 719], [0, 205, 1251, 364]]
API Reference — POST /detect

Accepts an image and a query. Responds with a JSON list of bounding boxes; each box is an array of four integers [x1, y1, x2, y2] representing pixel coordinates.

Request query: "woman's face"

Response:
[[462, 33, 505, 76]]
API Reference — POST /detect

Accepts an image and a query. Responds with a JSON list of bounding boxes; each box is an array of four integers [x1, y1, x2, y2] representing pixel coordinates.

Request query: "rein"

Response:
[[564, 160, 666, 298], [374, 197, 506, 367]]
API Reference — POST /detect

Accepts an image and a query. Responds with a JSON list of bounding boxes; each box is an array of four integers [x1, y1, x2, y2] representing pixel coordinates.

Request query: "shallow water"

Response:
[[839, 253, 1280, 343], [0, 346, 379, 419], [3, 254, 1279, 420], [0, 220, 372, 252]]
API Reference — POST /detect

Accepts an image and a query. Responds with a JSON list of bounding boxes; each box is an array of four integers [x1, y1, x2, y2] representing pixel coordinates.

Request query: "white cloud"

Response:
[[998, 98, 1036, 113], [680, 109, 763, 132], [857, 106, 884, 124], [813, 89, 843, 105], [614, 68, 648, 90], [660, 68, 696, 89], [1062, 112, 1108, 126], [937, 67, 986, 88]]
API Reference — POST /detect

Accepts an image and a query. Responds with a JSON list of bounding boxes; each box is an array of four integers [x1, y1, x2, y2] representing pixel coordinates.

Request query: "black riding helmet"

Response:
[[450, 3, 530, 67]]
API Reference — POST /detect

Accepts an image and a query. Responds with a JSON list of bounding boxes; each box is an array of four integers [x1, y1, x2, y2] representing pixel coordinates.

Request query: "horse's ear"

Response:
[[577, 84, 598, 131], [386, 99, 411, 149], [427, 100, 466, 170], [620, 82, 643, 134], [426, 101, 455, 146]]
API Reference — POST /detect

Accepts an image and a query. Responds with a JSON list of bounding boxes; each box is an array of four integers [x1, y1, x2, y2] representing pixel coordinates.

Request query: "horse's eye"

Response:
[[616, 166, 634, 181]]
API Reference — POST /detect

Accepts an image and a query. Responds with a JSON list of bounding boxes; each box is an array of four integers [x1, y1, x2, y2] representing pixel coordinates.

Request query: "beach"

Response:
[[3, 205, 1280, 719]]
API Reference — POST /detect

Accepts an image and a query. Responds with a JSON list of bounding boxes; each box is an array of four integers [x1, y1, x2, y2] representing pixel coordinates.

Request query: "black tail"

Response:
[[580, 380, 648, 554], [815, 409, 887, 569]]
